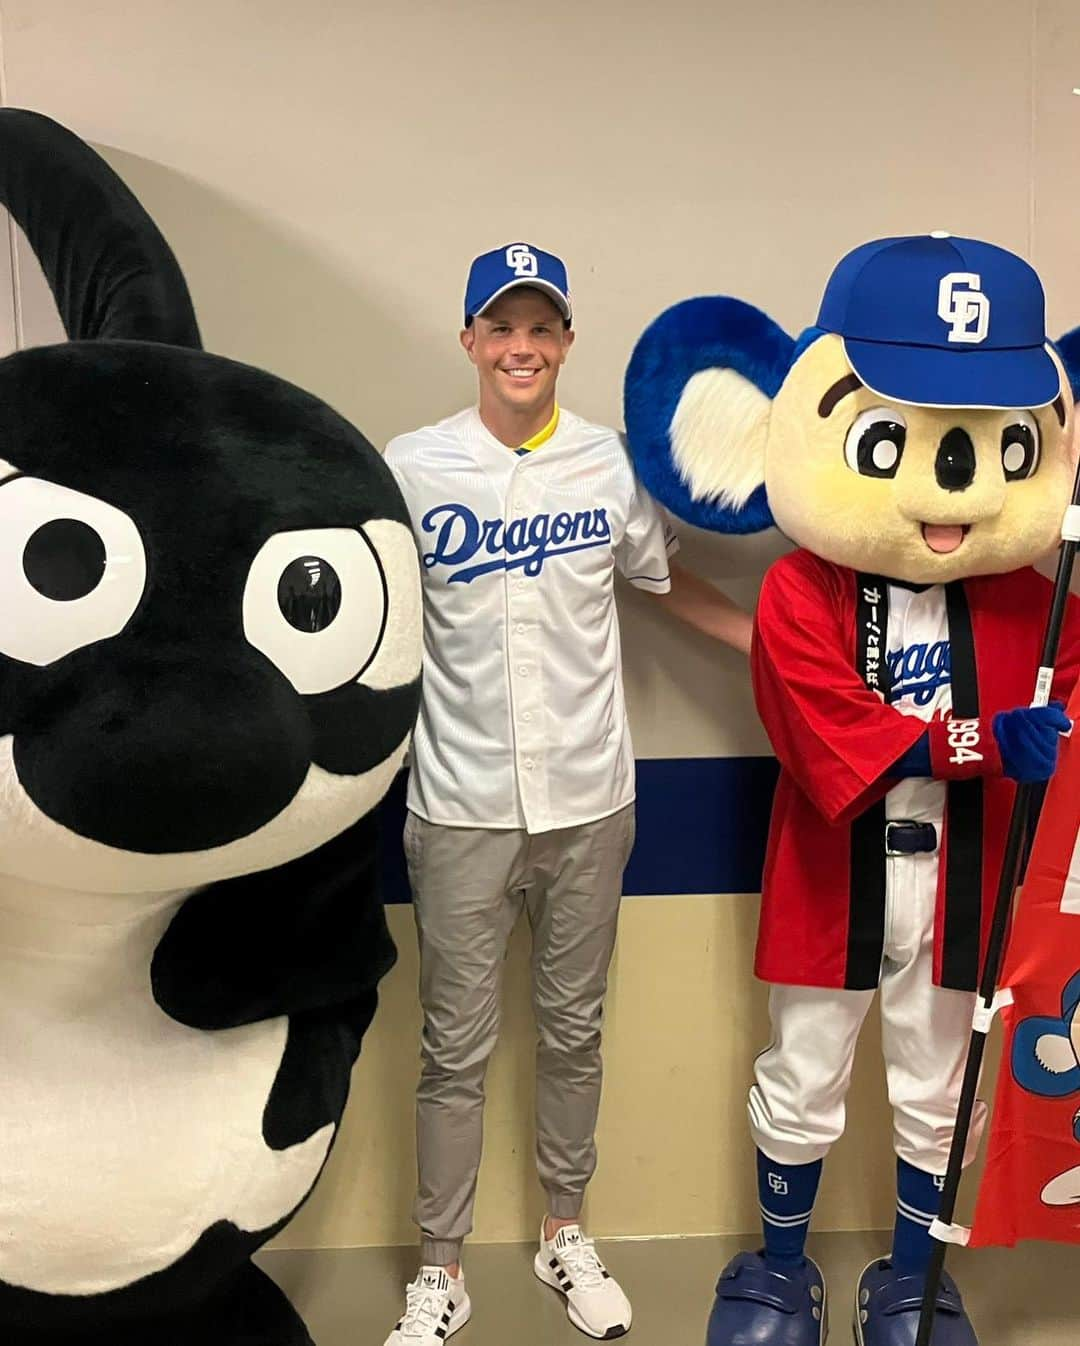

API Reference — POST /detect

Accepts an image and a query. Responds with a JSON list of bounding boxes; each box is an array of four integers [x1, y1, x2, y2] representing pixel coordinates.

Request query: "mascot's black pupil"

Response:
[[277, 556, 342, 633], [859, 422, 905, 477], [23, 518, 107, 601]]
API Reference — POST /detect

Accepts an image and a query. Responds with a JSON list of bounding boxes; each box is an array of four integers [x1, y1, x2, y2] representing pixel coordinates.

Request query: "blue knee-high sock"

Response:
[[757, 1149, 823, 1268], [892, 1158, 944, 1274]]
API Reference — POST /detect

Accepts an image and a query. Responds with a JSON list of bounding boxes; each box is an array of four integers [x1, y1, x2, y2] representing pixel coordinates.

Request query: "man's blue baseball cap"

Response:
[[816, 233, 1060, 410], [464, 242, 572, 326]]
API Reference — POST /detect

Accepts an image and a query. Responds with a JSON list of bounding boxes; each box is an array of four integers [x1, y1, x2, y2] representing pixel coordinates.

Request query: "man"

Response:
[[383, 242, 750, 1345]]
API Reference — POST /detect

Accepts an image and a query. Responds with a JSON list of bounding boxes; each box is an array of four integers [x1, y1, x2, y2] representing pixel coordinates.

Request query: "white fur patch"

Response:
[[669, 366, 770, 512], [1034, 1032, 1079, 1074], [0, 879, 333, 1293], [361, 517, 423, 691]]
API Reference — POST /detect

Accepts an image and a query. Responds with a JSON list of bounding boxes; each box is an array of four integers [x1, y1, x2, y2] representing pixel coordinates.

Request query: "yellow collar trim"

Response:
[[518, 404, 560, 452]]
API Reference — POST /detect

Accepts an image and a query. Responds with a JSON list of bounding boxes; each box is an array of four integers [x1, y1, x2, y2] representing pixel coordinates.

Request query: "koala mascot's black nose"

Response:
[[935, 428, 977, 491]]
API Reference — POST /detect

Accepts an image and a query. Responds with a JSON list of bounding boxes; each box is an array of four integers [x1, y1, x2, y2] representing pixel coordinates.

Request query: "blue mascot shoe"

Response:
[[706, 1250, 827, 1346], [854, 1260, 978, 1346]]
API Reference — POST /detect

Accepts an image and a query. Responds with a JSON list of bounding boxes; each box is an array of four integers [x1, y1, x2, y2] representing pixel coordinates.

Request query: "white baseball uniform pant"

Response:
[[748, 839, 987, 1174]]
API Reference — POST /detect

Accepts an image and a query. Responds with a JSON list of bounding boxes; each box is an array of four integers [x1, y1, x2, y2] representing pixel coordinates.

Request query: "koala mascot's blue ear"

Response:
[[623, 297, 795, 534], [1055, 327, 1080, 398]]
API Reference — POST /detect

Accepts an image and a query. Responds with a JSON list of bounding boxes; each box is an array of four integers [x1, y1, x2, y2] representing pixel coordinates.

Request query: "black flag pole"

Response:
[[914, 461, 1080, 1346]]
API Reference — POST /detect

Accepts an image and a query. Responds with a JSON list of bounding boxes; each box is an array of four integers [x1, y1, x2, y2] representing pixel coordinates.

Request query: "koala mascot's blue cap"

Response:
[[817, 233, 1060, 412]]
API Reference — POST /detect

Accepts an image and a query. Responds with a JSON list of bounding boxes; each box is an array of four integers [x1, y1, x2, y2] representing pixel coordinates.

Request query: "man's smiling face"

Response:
[[461, 287, 573, 425]]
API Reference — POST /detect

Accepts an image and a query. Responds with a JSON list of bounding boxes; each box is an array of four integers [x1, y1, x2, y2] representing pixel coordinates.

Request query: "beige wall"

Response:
[[0, 0, 1070, 1247]]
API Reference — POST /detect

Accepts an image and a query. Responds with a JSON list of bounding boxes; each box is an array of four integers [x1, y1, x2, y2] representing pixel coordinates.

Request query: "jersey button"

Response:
[[522, 711, 533, 722], [524, 758, 535, 770], [518, 666, 528, 676], [516, 624, 526, 634]]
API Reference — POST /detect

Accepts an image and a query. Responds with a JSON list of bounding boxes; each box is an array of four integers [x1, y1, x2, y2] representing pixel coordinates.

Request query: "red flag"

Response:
[[970, 682, 1080, 1246]]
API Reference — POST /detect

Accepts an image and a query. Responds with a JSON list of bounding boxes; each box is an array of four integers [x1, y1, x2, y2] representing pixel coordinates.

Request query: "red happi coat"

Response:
[[751, 548, 1080, 992]]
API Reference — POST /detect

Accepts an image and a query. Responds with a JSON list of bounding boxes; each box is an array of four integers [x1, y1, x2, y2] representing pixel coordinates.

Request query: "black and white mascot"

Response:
[[0, 110, 422, 1346]]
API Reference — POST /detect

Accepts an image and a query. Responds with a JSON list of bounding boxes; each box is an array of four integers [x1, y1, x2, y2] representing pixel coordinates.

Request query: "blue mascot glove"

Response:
[[992, 702, 1072, 783]]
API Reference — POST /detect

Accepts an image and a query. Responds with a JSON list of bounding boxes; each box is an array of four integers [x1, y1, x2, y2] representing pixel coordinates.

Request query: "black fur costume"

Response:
[[0, 110, 422, 1346]]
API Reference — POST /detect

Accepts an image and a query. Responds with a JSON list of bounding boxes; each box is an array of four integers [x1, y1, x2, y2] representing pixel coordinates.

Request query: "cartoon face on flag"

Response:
[[1011, 970, 1080, 1205], [971, 681, 1080, 1246]]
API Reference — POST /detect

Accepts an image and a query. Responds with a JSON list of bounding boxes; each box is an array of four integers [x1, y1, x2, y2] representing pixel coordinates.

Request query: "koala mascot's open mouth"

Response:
[[922, 522, 970, 553]]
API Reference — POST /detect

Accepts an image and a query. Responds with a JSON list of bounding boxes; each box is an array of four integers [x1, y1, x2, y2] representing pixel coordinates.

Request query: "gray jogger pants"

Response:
[[403, 805, 634, 1266]]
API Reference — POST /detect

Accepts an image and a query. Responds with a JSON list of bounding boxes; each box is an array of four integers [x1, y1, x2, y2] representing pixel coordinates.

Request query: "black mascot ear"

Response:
[[0, 108, 201, 347]]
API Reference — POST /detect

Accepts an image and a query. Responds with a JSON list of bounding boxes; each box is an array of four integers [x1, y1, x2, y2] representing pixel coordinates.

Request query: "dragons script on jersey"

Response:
[[385, 406, 677, 833]]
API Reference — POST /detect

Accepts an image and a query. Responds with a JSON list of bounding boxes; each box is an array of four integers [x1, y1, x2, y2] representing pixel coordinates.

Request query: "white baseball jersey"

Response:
[[384, 406, 677, 832], [884, 582, 950, 823]]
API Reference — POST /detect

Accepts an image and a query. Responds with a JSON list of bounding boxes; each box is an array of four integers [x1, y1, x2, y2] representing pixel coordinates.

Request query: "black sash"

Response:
[[847, 577, 890, 989]]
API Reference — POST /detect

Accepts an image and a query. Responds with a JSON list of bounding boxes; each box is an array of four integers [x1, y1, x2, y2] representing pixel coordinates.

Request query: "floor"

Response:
[[259, 1229, 1080, 1345]]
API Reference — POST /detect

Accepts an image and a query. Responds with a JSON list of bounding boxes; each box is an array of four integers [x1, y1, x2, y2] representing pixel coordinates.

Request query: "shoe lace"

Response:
[[559, 1236, 607, 1290], [400, 1281, 447, 1337]]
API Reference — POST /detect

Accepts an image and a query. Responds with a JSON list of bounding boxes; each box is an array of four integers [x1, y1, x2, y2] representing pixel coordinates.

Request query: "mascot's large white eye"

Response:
[[243, 527, 388, 695], [1001, 411, 1041, 481], [844, 407, 908, 479], [0, 475, 146, 666]]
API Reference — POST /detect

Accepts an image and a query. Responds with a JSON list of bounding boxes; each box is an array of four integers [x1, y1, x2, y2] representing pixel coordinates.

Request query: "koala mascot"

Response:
[[0, 111, 422, 1346], [624, 234, 1080, 1346]]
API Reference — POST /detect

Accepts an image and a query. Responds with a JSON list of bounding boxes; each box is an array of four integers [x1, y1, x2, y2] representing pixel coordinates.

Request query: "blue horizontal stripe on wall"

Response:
[[378, 756, 780, 903]]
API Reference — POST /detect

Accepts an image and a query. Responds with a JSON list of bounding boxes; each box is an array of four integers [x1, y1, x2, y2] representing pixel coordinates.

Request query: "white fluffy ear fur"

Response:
[[669, 367, 771, 511]]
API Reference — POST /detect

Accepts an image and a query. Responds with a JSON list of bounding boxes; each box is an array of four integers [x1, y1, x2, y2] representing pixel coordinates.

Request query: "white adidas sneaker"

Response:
[[383, 1266, 471, 1345], [533, 1223, 632, 1339]]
